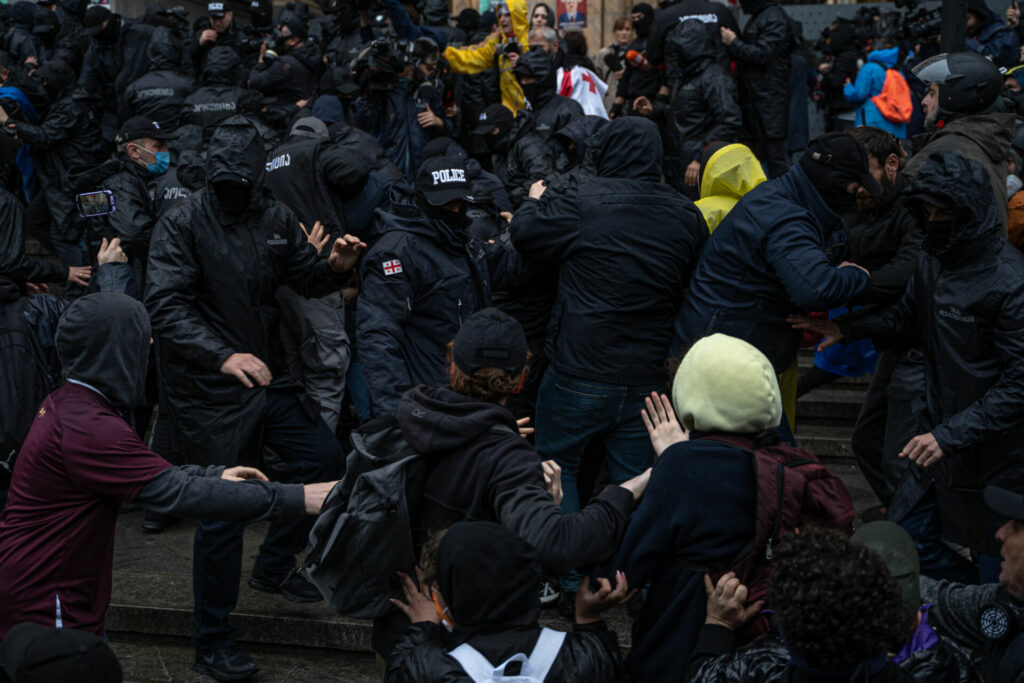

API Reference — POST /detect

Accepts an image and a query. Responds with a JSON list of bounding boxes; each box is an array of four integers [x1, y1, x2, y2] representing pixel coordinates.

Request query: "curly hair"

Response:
[[770, 527, 906, 671], [446, 341, 529, 403]]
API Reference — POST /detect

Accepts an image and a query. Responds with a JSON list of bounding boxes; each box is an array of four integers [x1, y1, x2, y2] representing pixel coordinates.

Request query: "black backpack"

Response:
[[304, 413, 515, 618], [0, 297, 54, 481]]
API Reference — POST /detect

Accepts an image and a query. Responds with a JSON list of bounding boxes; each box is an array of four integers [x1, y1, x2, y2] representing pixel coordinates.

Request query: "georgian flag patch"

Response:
[[383, 259, 403, 276]]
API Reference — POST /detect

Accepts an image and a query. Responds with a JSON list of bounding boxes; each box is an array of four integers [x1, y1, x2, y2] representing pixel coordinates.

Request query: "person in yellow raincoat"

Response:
[[444, 0, 531, 114], [695, 142, 766, 233], [692, 142, 800, 433]]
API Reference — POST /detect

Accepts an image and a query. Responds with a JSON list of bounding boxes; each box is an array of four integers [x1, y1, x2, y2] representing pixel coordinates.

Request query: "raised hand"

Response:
[[96, 237, 127, 265], [704, 572, 764, 630], [329, 234, 367, 273], [301, 221, 331, 253], [641, 391, 687, 458]]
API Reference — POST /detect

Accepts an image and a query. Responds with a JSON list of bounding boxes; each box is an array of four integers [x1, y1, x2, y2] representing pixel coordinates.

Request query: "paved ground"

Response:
[[106, 464, 880, 682]]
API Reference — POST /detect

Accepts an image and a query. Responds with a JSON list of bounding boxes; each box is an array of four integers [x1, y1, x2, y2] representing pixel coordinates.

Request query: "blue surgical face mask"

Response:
[[136, 144, 170, 176]]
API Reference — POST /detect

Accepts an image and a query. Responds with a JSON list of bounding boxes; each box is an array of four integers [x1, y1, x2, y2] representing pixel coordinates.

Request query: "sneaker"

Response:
[[539, 580, 559, 606], [140, 509, 176, 534], [193, 646, 259, 681], [556, 590, 577, 620], [248, 563, 323, 603]]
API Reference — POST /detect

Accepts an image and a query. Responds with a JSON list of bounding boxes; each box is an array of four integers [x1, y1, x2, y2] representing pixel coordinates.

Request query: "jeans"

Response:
[[192, 389, 343, 650], [535, 369, 659, 591]]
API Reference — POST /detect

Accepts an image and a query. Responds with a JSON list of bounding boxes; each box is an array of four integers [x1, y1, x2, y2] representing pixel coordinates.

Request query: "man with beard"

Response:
[[841, 126, 925, 511], [719, 0, 793, 178], [908, 51, 1014, 233], [965, 0, 1019, 68], [356, 156, 520, 417], [792, 151, 1024, 586]]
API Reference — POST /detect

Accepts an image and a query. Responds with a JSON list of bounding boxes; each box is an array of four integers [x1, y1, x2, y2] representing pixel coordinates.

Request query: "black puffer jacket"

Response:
[[551, 115, 608, 176], [144, 116, 343, 466], [839, 151, 1024, 554], [0, 187, 64, 284], [819, 21, 859, 119], [247, 41, 321, 105], [491, 110, 555, 208], [666, 19, 741, 165], [648, 0, 739, 73], [122, 27, 196, 127], [182, 46, 264, 130], [729, 0, 792, 141], [688, 632, 966, 683], [515, 49, 584, 141], [510, 117, 708, 385], [356, 186, 519, 416], [3, 2, 41, 66]]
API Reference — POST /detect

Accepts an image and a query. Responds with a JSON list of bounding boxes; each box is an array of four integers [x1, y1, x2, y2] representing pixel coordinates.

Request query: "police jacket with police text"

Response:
[[122, 28, 196, 128], [356, 184, 519, 417]]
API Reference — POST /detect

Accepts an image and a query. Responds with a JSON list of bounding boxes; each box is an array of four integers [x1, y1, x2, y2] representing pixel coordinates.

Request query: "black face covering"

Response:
[[799, 155, 858, 216], [923, 218, 956, 252], [632, 3, 654, 38], [213, 180, 252, 216], [520, 80, 545, 107], [96, 16, 120, 45], [418, 192, 468, 231]]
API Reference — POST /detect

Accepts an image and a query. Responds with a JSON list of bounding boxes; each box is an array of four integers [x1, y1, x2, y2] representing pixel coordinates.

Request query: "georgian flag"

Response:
[[557, 66, 609, 119], [383, 259, 403, 276]]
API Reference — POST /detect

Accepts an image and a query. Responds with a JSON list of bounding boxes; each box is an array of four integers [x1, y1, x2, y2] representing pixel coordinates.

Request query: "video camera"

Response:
[[354, 39, 410, 90], [894, 0, 941, 42]]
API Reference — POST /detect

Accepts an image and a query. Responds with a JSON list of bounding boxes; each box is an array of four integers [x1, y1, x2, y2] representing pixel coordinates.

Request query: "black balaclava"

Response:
[[632, 3, 654, 39], [798, 155, 859, 215], [213, 180, 252, 216], [435, 521, 542, 647], [96, 14, 120, 44], [486, 117, 516, 153], [417, 192, 468, 231]]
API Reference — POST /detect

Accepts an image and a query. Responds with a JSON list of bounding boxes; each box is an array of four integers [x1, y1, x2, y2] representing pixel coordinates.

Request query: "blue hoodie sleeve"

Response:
[[843, 62, 879, 104], [385, 0, 448, 49]]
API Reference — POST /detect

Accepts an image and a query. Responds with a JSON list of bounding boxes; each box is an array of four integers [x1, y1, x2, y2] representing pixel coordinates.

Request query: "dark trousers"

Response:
[[753, 137, 790, 179], [192, 389, 343, 650], [852, 351, 924, 508]]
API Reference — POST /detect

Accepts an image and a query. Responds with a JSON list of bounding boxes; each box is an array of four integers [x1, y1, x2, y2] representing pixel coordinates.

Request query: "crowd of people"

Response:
[[1, 0, 1024, 681]]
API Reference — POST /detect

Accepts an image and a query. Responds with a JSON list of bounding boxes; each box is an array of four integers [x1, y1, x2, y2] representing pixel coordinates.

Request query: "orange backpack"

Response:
[[870, 68, 913, 124]]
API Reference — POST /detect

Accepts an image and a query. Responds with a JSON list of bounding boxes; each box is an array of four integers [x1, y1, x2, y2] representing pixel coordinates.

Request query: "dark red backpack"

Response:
[[688, 434, 855, 641]]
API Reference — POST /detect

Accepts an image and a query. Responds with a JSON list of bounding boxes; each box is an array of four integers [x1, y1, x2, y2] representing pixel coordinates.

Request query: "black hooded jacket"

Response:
[[3, 2, 42, 66], [647, 0, 739, 73], [356, 185, 520, 417], [839, 151, 1024, 554], [247, 41, 322, 105], [490, 109, 555, 209], [182, 46, 264, 130], [0, 187, 64, 284], [510, 117, 708, 385], [551, 115, 608, 176], [384, 521, 626, 683], [665, 19, 741, 164], [515, 49, 583, 142], [396, 385, 635, 575], [729, 0, 792, 141], [819, 21, 859, 118], [122, 27, 196, 127], [144, 116, 345, 466]]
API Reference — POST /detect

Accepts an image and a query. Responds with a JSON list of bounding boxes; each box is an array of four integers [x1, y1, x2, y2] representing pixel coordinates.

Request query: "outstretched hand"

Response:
[[301, 221, 331, 253], [704, 572, 763, 631], [787, 314, 843, 351], [641, 392, 687, 458], [329, 234, 367, 273]]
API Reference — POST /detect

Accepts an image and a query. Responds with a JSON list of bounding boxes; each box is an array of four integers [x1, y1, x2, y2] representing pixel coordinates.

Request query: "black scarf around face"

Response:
[[435, 521, 543, 647], [96, 15, 120, 45], [417, 192, 468, 232], [799, 155, 858, 216]]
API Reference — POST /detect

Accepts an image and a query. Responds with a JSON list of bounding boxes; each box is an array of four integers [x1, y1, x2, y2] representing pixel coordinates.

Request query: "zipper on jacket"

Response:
[[457, 298, 463, 326]]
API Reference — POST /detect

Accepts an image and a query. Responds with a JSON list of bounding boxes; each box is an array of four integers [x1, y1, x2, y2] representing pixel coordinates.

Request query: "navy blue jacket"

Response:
[[612, 437, 755, 683], [673, 162, 870, 374], [967, 12, 1020, 69], [356, 185, 520, 416], [510, 118, 707, 386]]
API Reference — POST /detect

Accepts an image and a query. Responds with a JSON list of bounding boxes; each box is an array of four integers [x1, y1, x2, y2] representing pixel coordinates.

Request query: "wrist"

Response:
[[704, 615, 735, 630]]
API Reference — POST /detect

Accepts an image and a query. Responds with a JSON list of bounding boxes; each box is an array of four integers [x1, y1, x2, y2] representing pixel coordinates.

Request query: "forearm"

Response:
[[134, 466, 306, 521]]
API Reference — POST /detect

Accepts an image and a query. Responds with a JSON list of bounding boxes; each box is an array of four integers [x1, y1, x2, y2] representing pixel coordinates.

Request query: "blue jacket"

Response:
[[843, 48, 907, 138], [673, 163, 870, 374], [967, 12, 1020, 69]]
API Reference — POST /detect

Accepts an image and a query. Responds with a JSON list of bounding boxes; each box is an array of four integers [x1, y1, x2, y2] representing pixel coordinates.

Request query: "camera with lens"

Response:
[[901, 5, 941, 42], [354, 39, 409, 90]]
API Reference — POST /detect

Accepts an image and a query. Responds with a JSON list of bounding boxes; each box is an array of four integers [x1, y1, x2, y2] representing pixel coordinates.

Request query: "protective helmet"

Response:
[[913, 51, 1003, 118]]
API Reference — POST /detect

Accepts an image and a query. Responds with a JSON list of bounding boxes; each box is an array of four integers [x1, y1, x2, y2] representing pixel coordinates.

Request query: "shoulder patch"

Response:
[[382, 259, 404, 276]]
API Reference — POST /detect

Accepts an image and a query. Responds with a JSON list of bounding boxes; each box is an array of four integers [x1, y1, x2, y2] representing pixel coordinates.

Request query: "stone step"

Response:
[[795, 423, 855, 461], [795, 388, 864, 421]]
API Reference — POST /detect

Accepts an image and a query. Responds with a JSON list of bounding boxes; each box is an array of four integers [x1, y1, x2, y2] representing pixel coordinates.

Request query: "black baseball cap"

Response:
[[416, 156, 472, 206], [115, 116, 179, 145], [82, 5, 111, 35], [208, 1, 227, 17], [803, 132, 884, 197], [453, 307, 529, 374], [472, 103, 515, 136], [985, 485, 1024, 521]]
